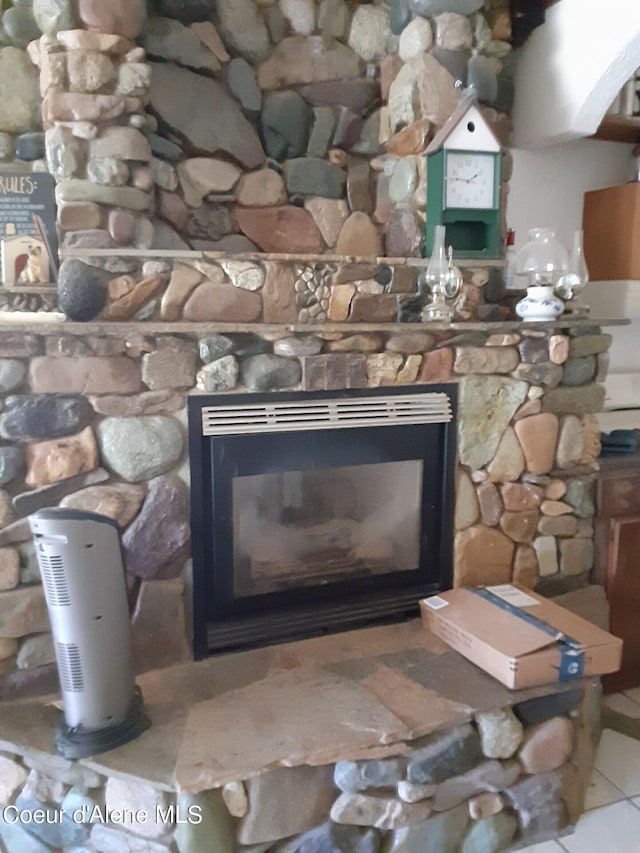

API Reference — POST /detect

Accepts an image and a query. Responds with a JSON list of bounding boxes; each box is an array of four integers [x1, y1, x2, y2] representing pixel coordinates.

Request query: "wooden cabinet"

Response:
[[595, 458, 640, 693], [583, 183, 640, 281]]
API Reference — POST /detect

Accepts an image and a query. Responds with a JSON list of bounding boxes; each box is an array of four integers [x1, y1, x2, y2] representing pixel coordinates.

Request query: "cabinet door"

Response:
[[603, 514, 640, 694]]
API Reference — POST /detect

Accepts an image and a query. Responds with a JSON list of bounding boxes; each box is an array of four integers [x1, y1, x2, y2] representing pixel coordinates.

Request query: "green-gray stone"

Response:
[[2, 5, 40, 47], [467, 54, 497, 106], [407, 724, 482, 785], [284, 157, 346, 199], [334, 758, 406, 793], [241, 354, 302, 391], [387, 804, 470, 853], [97, 416, 184, 482], [144, 17, 220, 74], [0, 360, 26, 394], [46, 126, 85, 181], [227, 333, 270, 357], [0, 47, 41, 133], [568, 333, 612, 357], [33, 0, 75, 35], [542, 384, 605, 415], [199, 334, 234, 363], [565, 477, 595, 519], [227, 57, 261, 112], [458, 376, 528, 469], [460, 812, 517, 853], [306, 106, 337, 158], [261, 90, 311, 161], [150, 61, 265, 169], [197, 356, 239, 392], [390, 0, 411, 34], [409, 0, 483, 12], [0, 131, 14, 160], [55, 179, 152, 211], [0, 447, 23, 485], [561, 356, 596, 387], [175, 790, 234, 853]]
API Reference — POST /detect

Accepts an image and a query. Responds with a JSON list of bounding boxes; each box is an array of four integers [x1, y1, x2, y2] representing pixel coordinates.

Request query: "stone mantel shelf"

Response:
[[0, 318, 630, 337], [60, 248, 508, 268]]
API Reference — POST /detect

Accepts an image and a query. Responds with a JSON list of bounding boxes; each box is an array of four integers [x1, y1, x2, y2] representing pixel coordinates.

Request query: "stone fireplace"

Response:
[[0, 247, 621, 690], [0, 248, 622, 853], [188, 385, 456, 655]]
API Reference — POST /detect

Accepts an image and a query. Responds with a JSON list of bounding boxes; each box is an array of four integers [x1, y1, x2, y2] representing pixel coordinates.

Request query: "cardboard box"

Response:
[[583, 182, 640, 281], [420, 584, 623, 690]]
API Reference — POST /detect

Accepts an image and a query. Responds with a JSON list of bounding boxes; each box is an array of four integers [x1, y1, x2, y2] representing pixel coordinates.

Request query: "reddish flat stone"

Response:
[[78, 0, 147, 39], [236, 206, 325, 254], [419, 348, 453, 383], [514, 413, 559, 475], [183, 282, 262, 322], [262, 264, 298, 324]]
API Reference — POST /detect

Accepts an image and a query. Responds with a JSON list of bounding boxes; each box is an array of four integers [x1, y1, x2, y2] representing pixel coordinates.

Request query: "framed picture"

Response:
[[0, 171, 58, 288]]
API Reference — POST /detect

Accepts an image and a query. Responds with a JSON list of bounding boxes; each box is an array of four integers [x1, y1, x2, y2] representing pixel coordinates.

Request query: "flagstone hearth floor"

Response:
[[0, 620, 596, 796]]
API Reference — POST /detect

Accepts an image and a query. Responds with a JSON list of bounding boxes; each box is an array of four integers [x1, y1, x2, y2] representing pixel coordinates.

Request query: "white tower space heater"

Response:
[[29, 508, 149, 759]]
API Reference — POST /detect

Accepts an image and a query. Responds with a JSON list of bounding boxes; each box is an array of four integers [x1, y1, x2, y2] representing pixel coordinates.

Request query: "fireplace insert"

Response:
[[188, 385, 456, 657]]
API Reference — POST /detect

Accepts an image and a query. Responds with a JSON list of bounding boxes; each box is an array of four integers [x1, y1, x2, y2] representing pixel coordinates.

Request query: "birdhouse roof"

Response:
[[426, 98, 502, 155]]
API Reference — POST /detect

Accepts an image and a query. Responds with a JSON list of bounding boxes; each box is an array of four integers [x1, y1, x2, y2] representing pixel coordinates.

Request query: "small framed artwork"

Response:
[[0, 171, 58, 288]]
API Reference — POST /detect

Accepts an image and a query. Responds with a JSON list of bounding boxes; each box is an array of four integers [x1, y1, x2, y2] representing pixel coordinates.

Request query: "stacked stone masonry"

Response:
[[0, 679, 601, 852], [1, 0, 514, 257], [0, 252, 612, 692]]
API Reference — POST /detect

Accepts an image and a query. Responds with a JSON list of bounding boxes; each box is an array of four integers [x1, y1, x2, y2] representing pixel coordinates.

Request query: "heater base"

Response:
[[56, 688, 150, 760]]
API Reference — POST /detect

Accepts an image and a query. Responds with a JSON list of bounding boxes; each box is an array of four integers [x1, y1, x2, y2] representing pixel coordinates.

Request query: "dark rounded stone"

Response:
[[374, 265, 393, 285], [261, 91, 311, 162], [15, 132, 46, 162], [0, 395, 94, 441], [57, 259, 109, 321], [241, 354, 302, 392], [227, 333, 270, 358], [149, 133, 183, 163], [151, 0, 216, 22], [389, 0, 411, 35], [2, 5, 41, 47], [199, 334, 234, 364], [186, 204, 236, 241], [0, 446, 24, 486]]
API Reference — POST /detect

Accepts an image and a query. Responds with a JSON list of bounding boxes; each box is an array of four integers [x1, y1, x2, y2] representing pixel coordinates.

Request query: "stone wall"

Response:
[[0, 680, 600, 852], [1, 0, 513, 256], [0, 252, 612, 691]]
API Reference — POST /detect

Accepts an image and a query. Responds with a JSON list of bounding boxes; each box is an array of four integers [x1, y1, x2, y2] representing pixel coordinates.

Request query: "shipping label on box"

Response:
[[420, 584, 623, 690]]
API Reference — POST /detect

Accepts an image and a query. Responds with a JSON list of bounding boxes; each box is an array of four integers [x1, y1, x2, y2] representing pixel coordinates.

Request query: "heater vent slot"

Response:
[[56, 642, 84, 692], [39, 555, 71, 607], [202, 392, 453, 436]]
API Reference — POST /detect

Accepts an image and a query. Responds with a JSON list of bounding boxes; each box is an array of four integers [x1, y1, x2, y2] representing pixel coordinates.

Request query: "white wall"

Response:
[[507, 138, 640, 422], [508, 138, 632, 251], [512, 0, 640, 147]]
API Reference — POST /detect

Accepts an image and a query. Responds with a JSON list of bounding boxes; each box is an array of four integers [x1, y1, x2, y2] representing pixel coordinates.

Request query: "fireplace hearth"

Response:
[[188, 385, 457, 657]]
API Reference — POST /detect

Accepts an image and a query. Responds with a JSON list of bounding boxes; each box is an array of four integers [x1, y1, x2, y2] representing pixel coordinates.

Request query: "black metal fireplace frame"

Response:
[[188, 385, 457, 658]]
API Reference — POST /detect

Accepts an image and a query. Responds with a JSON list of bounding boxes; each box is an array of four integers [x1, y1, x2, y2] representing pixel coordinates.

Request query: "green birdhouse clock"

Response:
[[425, 99, 502, 259]]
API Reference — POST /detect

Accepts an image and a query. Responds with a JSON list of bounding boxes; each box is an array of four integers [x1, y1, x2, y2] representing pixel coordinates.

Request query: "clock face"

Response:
[[444, 152, 496, 210]]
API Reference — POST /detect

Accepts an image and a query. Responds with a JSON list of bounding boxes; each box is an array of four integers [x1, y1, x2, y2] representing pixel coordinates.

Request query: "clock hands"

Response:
[[446, 173, 479, 184]]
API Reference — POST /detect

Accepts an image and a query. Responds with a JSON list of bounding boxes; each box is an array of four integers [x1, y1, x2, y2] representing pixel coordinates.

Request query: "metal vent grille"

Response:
[[39, 554, 71, 607], [202, 392, 453, 436], [56, 642, 84, 692]]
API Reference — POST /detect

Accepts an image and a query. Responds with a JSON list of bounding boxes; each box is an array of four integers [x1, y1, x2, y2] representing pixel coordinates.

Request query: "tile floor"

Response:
[[519, 688, 640, 853]]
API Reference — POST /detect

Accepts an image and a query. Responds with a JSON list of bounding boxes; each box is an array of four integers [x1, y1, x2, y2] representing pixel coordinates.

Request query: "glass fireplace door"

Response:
[[189, 386, 456, 657]]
